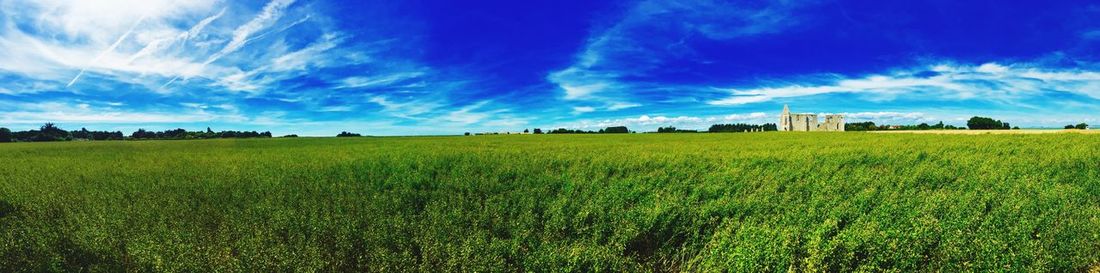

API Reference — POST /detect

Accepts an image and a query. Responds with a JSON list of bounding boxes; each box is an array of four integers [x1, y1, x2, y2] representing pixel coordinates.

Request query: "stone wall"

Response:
[[778, 105, 844, 132], [817, 115, 845, 131]]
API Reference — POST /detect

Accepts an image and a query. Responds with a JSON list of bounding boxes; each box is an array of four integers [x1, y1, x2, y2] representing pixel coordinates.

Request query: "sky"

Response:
[[1, 0, 1098, 135]]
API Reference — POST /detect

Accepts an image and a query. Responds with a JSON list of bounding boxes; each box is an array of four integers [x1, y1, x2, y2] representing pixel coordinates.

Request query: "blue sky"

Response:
[[1, 0, 1098, 135]]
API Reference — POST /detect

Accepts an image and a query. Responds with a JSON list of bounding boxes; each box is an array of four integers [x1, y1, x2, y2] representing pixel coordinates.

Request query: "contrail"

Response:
[[128, 8, 226, 64], [162, 0, 296, 89], [67, 15, 148, 88]]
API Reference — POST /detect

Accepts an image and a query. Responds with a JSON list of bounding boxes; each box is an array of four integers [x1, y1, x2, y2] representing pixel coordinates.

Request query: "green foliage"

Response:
[[0, 127, 11, 143], [336, 131, 362, 137], [845, 121, 878, 131], [848, 121, 964, 131], [1076, 123, 1089, 130], [548, 127, 632, 134], [0, 134, 1098, 271], [3, 124, 268, 142], [708, 123, 777, 132], [657, 126, 699, 133], [603, 126, 629, 134], [967, 116, 1011, 130]]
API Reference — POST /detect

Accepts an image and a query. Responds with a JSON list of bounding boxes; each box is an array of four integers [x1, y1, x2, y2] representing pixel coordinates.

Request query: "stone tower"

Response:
[[779, 104, 791, 131]]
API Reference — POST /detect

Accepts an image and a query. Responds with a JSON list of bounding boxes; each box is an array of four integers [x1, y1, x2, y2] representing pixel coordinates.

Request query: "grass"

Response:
[[1, 133, 1098, 272]]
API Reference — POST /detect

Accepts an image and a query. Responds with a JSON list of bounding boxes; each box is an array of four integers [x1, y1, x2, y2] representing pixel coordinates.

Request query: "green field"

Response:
[[1, 133, 1098, 272]]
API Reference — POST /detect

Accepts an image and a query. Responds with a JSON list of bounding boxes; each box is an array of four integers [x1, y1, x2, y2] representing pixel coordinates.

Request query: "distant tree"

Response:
[[932, 121, 945, 130], [967, 116, 1009, 130], [282, 134, 299, 138], [71, 127, 91, 140], [1012, 126, 1020, 130], [845, 122, 878, 131], [0, 127, 11, 143], [337, 131, 362, 137], [523, 129, 530, 134], [1065, 125, 1075, 129], [35, 123, 70, 141], [464, 132, 471, 136], [917, 123, 931, 130], [131, 129, 151, 139], [1076, 123, 1089, 130], [533, 128, 543, 134], [657, 126, 677, 133], [709, 123, 777, 133]]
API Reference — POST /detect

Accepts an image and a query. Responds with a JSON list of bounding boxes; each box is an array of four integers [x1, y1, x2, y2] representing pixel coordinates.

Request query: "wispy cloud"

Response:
[[548, 112, 772, 131], [203, 0, 296, 67], [0, 101, 247, 124], [67, 15, 148, 87], [710, 63, 1100, 106], [547, 0, 814, 109]]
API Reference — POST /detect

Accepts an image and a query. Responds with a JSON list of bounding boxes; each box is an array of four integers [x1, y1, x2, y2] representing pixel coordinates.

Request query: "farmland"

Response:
[[1, 133, 1098, 272]]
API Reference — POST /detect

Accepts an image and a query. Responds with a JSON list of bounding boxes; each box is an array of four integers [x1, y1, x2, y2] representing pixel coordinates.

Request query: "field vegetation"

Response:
[[1, 133, 1098, 272]]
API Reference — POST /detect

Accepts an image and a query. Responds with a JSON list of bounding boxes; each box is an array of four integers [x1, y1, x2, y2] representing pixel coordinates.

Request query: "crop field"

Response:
[[1, 133, 1098, 272]]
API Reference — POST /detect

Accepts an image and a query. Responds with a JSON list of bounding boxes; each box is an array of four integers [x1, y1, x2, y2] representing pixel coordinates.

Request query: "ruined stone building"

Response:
[[778, 105, 845, 132]]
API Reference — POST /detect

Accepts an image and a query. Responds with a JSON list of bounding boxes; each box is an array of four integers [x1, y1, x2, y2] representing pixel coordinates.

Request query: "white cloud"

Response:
[[547, 0, 811, 107], [572, 106, 596, 114], [338, 72, 425, 89], [203, 0, 296, 66], [368, 96, 441, 119], [0, 0, 346, 96], [0, 101, 247, 124], [710, 63, 1100, 105], [549, 112, 772, 131], [607, 102, 642, 111]]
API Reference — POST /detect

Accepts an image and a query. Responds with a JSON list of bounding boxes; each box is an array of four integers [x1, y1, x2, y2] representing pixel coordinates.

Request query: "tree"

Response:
[[604, 126, 629, 133], [533, 128, 543, 134], [523, 129, 530, 134], [844, 122, 878, 131], [1065, 125, 1075, 129], [337, 131, 362, 137], [917, 123, 931, 130], [131, 129, 151, 139], [0, 127, 11, 143], [1076, 123, 1089, 130], [464, 132, 471, 136], [35, 123, 70, 141], [710, 123, 777, 132], [967, 116, 1009, 130]]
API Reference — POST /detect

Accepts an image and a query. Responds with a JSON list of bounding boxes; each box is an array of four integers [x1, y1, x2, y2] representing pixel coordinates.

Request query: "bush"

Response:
[[0, 127, 11, 143], [1076, 123, 1088, 130], [336, 131, 362, 137], [966, 116, 1010, 130], [603, 126, 629, 134]]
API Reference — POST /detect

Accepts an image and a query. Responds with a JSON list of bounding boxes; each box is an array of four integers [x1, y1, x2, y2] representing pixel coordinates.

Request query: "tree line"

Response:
[[845, 121, 967, 131], [707, 123, 778, 133], [657, 126, 698, 133], [547, 126, 632, 134], [846, 117, 1025, 131], [1064, 123, 1089, 130], [0, 123, 273, 143]]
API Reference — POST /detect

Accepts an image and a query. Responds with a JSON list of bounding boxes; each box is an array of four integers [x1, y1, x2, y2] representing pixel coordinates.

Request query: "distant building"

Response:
[[778, 105, 845, 132]]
